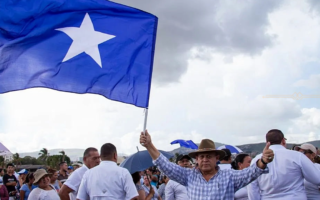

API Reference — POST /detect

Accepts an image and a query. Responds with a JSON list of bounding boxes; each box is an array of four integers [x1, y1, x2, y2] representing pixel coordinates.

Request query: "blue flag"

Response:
[[171, 139, 199, 149], [0, 0, 157, 108]]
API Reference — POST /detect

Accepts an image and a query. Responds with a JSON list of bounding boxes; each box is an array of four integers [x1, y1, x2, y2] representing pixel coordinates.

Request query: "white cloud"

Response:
[[294, 74, 320, 89]]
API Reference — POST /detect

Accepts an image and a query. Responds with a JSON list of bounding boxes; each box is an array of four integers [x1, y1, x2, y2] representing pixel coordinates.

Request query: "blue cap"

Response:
[[17, 169, 28, 174], [68, 166, 73, 170]]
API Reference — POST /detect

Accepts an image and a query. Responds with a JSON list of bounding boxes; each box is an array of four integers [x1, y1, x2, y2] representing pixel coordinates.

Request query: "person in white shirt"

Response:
[[295, 143, 320, 200], [218, 148, 232, 170], [248, 129, 320, 200], [77, 143, 138, 200], [28, 169, 60, 200], [59, 147, 100, 200], [231, 153, 252, 200], [164, 154, 191, 200]]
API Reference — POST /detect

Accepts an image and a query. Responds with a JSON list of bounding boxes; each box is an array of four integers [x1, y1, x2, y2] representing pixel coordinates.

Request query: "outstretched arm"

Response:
[[140, 130, 160, 160]]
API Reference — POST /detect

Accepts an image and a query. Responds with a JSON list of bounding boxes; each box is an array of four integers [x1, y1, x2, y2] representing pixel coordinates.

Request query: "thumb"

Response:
[[264, 142, 271, 151], [144, 129, 150, 136]]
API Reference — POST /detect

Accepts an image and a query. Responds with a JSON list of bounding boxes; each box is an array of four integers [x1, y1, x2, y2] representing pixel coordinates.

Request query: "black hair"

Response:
[[100, 143, 117, 160], [266, 129, 284, 145], [6, 163, 14, 168], [24, 173, 34, 184], [131, 172, 140, 184], [83, 147, 98, 157], [231, 154, 250, 170]]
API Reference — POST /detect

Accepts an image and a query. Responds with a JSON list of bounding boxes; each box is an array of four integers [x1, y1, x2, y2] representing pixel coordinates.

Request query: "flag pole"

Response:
[[143, 108, 148, 135]]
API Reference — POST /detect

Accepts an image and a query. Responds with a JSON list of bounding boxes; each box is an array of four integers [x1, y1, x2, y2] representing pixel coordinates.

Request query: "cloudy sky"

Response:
[[0, 0, 320, 155]]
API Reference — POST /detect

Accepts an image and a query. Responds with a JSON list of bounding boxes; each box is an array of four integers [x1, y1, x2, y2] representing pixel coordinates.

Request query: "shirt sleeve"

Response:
[[153, 153, 189, 186], [232, 161, 268, 191], [247, 155, 261, 200], [299, 153, 320, 185], [28, 188, 40, 200], [20, 184, 28, 191], [3, 175, 8, 185], [76, 172, 89, 200], [123, 170, 138, 199], [64, 170, 81, 192], [165, 181, 175, 200]]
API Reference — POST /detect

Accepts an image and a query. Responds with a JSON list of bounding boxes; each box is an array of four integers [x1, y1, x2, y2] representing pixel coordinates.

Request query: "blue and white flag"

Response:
[[0, 0, 157, 108]]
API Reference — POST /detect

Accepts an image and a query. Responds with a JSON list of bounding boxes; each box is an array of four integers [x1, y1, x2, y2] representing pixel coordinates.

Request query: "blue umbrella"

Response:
[[120, 150, 173, 174], [170, 139, 198, 149], [217, 145, 243, 154]]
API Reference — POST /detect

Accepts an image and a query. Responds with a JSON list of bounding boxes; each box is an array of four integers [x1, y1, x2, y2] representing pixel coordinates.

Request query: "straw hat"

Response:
[[33, 169, 49, 184], [189, 139, 226, 159]]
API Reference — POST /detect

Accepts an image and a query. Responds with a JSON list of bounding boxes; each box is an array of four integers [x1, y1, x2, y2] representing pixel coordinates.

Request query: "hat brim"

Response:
[[33, 173, 50, 184], [188, 149, 226, 159]]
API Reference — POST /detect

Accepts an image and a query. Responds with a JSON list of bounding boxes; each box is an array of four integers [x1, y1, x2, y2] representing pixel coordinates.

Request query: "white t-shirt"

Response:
[[218, 163, 232, 170], [77, 160, 138, 200], [64, 165, 89, 200], [165, 180, 189, 200], [304, 163, 320, 200], [28, 185, 60, 200], [235, 186, 248, 200]]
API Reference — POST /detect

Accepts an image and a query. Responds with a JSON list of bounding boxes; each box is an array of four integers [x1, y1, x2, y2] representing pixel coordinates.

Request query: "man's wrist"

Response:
[[257, 159, 267, 169]]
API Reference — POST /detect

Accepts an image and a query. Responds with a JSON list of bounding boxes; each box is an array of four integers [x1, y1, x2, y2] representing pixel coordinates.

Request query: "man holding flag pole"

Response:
[[140, 130, 275, 200]]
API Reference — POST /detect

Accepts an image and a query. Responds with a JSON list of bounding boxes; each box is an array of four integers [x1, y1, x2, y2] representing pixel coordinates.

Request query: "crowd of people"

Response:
[[0, 129, 318, 199]]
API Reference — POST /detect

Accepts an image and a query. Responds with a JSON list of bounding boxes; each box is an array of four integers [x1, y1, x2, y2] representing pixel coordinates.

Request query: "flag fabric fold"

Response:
[[0, 0, 158, 108]]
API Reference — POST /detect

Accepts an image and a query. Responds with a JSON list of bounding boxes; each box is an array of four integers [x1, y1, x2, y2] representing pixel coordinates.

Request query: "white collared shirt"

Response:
[[64, 165, 89, 200], [304, 163, 320, 200], [248, 145, 320, 200], [165, 180, 189, 200], [218, 163, 232, 170], [77, 160, 138, 200]]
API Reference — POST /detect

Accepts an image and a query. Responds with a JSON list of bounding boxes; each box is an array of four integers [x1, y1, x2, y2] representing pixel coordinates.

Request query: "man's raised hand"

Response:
[[262, 142, 274, 164]]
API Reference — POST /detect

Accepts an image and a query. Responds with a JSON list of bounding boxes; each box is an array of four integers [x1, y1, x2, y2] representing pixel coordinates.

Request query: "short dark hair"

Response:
[[221, 149, 231, 161], [59, 162, 67, 167], [266, 129, 285, 145], [83, 147, 98, 157], [131, 172, 140, 184], [231, 154, 250, 170], [47, 169, 57, 178], [6, 163, 14, 168], [100, 143, 117, 160]]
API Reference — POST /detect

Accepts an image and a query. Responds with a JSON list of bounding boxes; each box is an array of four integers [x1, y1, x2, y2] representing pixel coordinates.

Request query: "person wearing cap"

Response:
[[17, 169, 28, 191], [248, 129, 320, 200], [28, 169, 60, 200], [67, 166, 74, 175], [296, 143, 320, 200], [140, 130, 273, 200], [164, 155, 191, 200], [77, 143, 138, 200], [71, 163, 82, 171], [218, 148, 232, 170], [3, 163, 18, 200], [59, 147, 100, 200]]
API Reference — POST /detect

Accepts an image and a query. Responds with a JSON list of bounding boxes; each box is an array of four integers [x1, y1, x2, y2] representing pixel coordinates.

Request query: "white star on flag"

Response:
[[56, 13, 115, 68]]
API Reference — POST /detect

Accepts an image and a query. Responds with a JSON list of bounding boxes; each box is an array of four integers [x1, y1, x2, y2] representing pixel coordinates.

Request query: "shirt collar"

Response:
[[100, 160, 117, 166], [269, 144, 286, 150]]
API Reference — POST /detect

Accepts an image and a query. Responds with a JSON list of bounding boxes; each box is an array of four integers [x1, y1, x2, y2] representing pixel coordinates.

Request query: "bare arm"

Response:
[[140, 131, 160, 160], [59, 184, 74, 200], [20, 190, 25, 200]]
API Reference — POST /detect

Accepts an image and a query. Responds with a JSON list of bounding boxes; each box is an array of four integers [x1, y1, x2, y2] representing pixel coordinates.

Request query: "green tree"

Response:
[[0, 156, 4, 168], [38, 148, 49, 162], [20, 156, 43, 165], [12, 153, 21, 167], [46, 155, 71, 169], [59, 150, 65, 162]]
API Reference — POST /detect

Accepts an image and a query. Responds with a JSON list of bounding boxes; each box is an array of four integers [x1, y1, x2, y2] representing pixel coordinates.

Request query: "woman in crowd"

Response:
[[47, 169, 61, 192], [142, 175, 161, 200], [20, 172, 37, 200], [0, 176, 9, 200], [28, 169, 60, 200], [132, 171, 155, 200], [157, 175, 168, 200], [231, 153, 252, 200], [296, 143, 320, 200]]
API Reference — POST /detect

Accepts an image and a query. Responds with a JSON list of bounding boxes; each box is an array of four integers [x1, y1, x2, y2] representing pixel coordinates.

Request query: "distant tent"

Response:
[[0, 142, 12, 156]]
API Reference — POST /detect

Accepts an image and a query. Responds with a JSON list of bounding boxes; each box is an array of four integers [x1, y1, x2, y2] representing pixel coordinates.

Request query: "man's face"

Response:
[[196, 152, 218, 173], [84, 151, 100, 169], [61, 163, 68, 171], [299, 149, 315, 161], [146, 169, 152, 175], [7, 166, 13, 173], [178, 158, 191, 168]]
